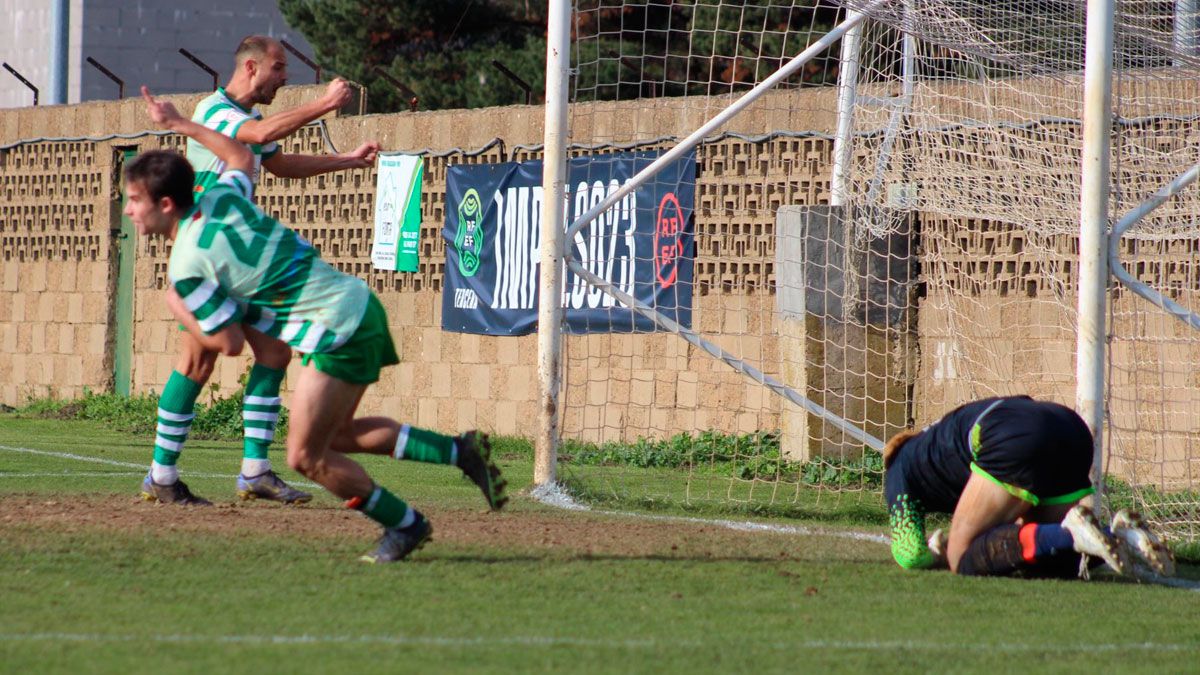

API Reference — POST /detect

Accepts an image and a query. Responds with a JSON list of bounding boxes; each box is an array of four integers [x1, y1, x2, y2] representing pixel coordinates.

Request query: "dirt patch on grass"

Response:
[[0, 493, 884, 562]]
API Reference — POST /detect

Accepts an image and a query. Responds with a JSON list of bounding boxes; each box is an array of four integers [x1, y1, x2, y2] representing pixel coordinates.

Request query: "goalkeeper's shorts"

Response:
[[968, 397, 1095, 507]]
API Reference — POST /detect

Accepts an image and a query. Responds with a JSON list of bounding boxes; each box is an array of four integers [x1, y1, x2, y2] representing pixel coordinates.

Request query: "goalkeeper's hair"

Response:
[[883, 429, 921, 469], [125, 150, 195, 213]]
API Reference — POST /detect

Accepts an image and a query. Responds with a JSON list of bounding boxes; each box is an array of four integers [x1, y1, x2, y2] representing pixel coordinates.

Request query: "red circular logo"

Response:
[[654, 193, 685, 288]]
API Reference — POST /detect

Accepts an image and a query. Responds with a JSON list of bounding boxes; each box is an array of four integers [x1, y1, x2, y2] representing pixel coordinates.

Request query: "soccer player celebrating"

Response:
[[127, 87, 507, 562], [143, 35, 382, 506], [884, 395, 1173, 579]]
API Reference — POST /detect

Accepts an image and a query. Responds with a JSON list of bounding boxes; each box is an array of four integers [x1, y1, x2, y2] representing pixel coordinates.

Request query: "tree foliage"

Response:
[[279, 0, 548, 112], [572, 0, 842, 102], [280, 0, 840, 113]]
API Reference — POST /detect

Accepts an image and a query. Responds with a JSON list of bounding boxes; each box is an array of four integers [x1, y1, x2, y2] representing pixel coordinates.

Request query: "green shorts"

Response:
[[300, 293, 399, 385]]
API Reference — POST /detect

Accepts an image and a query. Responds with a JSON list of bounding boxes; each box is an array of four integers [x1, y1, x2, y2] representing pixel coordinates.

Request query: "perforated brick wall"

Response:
[[5, 86, 1200, 461], [0, 138, 116, 403]]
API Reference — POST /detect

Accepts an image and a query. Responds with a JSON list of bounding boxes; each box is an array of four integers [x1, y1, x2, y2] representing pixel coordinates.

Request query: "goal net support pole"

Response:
[[1077, 0, 1115, 506]]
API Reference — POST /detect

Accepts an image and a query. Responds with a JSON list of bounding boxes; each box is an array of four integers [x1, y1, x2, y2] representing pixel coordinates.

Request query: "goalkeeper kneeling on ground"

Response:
[[884, 395, 1174, 579]]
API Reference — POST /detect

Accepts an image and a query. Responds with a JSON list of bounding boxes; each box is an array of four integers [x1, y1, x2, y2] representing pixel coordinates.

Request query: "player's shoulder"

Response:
[[196, 170, 255, 204], [191, 89, 227, 120], [196, 89, 260, 126]]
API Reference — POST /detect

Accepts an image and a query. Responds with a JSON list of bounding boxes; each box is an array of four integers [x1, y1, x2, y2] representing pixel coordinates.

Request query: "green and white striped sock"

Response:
[[392, 424, 458, 465], [151, 371, 202, 485], [357, 485, 414, 529], [241, 364, 284, 478]]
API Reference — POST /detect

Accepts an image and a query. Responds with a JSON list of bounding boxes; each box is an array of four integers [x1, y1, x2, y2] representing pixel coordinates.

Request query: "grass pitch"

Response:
[[2, 416, 1199, 674]]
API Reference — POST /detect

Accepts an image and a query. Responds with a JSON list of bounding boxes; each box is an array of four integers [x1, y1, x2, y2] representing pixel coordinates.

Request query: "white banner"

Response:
[[372, 154, 424, 272]]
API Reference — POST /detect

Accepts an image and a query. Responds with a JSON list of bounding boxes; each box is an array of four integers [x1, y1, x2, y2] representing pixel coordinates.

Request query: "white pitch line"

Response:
[[0, 471, 147, 478], [531, 485, 1200, 591], [619, 510, 891, 544], [0, 471, 238, 480], [0, 444, 147, 469], [0, 632, 1198, 653], [531, 482, 891, 544], [0, 444, 320, 489]]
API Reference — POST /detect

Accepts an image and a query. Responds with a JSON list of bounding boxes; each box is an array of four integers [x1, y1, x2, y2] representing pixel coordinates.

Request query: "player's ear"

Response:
[[883, 429, 919, 469], [157, 194, 178, 217]]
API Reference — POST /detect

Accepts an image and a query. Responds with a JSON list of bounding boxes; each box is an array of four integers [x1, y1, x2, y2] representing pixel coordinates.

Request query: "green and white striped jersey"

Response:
[[186, 88, 280, 196], [168, 170, 369, 354]]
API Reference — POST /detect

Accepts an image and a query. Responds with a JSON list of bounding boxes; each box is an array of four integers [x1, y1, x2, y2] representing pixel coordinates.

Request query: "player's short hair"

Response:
[[882, 429, 920, 469], [235, 35, 279, 65], [125, 150, 195, 213]]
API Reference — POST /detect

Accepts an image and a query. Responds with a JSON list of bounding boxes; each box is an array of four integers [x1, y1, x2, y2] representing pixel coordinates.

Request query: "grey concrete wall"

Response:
[[0, 0, 83, 109], [1, 0, 315, 109]]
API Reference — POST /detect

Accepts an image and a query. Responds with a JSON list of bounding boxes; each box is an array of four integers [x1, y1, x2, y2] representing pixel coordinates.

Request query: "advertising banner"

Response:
[[372, 154, 424, 272], [442, 151, 695, 335]]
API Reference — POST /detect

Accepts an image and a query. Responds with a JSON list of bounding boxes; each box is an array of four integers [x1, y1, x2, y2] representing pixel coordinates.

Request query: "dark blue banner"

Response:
[[442, 151, 695, 335]]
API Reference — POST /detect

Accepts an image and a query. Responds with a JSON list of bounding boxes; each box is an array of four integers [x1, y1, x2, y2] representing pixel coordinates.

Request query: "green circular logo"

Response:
[[456, 188, 483, 277]]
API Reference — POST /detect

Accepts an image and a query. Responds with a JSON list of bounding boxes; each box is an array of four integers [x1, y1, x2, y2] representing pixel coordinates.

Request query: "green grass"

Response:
[[2, 415, 1200, 673]]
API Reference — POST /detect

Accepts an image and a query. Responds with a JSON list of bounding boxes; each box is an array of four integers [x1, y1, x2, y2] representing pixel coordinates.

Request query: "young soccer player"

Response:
[[143, 35, 383, 506], [127, 86, 507, 562], [884, 395, 1173, 578]]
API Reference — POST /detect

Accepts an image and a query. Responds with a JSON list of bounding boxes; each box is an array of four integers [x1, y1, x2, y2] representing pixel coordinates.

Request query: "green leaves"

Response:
[[17, 373, 289, 442], [561, 430, 883, 488], [278, 0, 839, 112], [279, 0, 547, 112]]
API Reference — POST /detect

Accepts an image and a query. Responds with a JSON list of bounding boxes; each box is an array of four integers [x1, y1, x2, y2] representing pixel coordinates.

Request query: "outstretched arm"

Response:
[[143, 86, 253, 176], [233, 78, 353, 145], [885, 461, 938, 570], [262, 141, 380, 178]]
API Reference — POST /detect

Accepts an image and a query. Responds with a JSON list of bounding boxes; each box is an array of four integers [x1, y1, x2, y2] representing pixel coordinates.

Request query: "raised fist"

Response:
[[324, 78, 353, 109]]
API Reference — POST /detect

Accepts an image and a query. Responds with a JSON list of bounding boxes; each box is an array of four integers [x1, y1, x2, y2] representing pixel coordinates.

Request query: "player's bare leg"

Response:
[[286, 365, 431, 562], [946, 474, 1031, 573], [285, 366, 373, 498], [329, 416, 508, 511]]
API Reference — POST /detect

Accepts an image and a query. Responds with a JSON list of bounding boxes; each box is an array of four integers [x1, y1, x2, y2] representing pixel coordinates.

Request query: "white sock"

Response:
[[396, 506, 416, 529], [241, 458, 271, 478], [150, 461, 178, 485]]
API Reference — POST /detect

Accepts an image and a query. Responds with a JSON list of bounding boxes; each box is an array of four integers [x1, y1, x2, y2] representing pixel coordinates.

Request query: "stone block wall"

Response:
[[0, 137, 117, 403], [3, 82, 1200, 489], [0, 84, 840, 441]]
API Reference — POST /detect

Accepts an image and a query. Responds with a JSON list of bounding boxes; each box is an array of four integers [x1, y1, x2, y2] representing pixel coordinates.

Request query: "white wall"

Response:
[[1, 0, 316, 110], [0, 0, 81, 109]]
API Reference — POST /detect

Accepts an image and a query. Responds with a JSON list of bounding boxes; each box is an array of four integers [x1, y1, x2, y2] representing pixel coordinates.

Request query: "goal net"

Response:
[[555, 0, 1200, 538]]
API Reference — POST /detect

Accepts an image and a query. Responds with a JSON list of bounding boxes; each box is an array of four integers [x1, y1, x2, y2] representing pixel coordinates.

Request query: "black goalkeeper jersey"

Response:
[[892, 396, 1019, 513], [895, 395, 1094, 513]]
